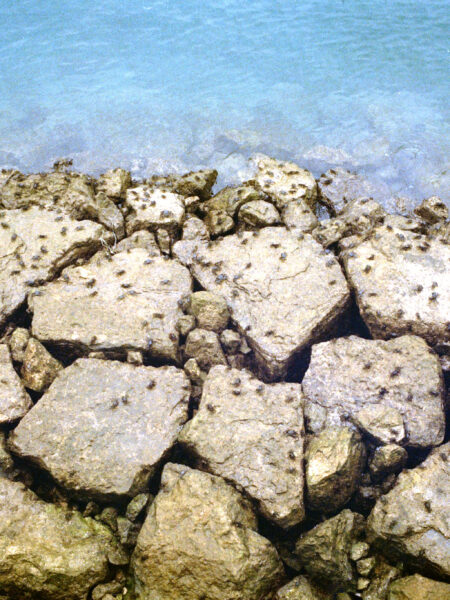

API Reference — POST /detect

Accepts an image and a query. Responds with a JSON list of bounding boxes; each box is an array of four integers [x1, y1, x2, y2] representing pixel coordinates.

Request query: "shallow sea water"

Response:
[[0, 1, 449, 205]]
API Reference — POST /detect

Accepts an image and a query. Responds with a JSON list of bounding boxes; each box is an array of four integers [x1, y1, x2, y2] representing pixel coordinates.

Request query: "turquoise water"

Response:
[[1, 1, 449, 203]]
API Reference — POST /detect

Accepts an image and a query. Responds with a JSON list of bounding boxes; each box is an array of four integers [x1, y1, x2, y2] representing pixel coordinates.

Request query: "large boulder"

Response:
[[302, 336, 445, 448], [131, 463, 285, 600], [367, 443, 450, 580], [174, 227, 350, 380], [9, 359, 190, 501], [0, 344, 32, 424], [179, 365, 305, 528]]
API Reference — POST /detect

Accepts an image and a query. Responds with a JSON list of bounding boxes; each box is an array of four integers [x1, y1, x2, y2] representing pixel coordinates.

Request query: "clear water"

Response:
[[1, 1, 449, 204]]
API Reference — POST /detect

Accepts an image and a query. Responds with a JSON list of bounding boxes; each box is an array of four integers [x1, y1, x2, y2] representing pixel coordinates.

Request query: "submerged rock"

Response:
[[0, 344, 32, 424], [387, 574, 450, 599]]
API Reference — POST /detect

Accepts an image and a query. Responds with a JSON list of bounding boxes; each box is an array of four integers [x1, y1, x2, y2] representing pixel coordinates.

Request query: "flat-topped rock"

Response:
[[0, 206, 112, 328], [29, 248, 192, 361], [179, 365, 305, 528], [174, 227, 350, 380], [341, 223, 450, 348], [132, 463, 285, 600], [0, 344, 32, 424], [9, 359, 190, 500], [302, 336, 445, 448], [124, 186, 185, 234]]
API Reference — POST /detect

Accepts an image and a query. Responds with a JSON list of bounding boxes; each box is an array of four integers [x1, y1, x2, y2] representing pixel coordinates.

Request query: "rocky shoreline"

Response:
[[0, 156, 448, 600]]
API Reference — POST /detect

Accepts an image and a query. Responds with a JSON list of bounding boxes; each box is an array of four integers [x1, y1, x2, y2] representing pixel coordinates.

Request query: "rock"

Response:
[[97, 507, 118, 531], [0, 431, 14, 473], [116, 517, 140, 547], [9, 359, 190, 500], [113, 229, 161, 255], [414, 196, 448, 224], [155, 227, 171, 254], [188, 291, 230, 332], [171, 216, 210, 265], [220, 328, 242, 354], [184, 328, 227, 370], [357, 557, 376, 576], [0, 344, 32, 424], [126, 493, 150, 522], [341, 223, 450, 348], [132, 463, 285, 600], [302, 335, 445, 449], [305, 427, 365, 513], [0, 206, 112, 328], [354, 405, 406, 445], [174, 227, 350, 380], [29, 249, 192, 361], [183, 357, 205, 386], [350, 542, 370, 561], [281, 200, 318, 232], [179, 365, 305, 528], [20, 338, 63, 392], [313, 217, 348, 247], [204, 209, 234, 237], [92, 581, 124, 600], [124, 186, 185, 235], [239, 200, 281, 227], [362, 558, 400, 600], [150, 169, 217, 201], [367, 443, 450, 579], [0, 476, 127, 600], [9, 327, 30, 362], [204, 184, 260, 217], [93, 191, 125, 239], [388, 574, 450, 600], [97, 168, 132, 201], [369, 445, 408, 482], [296, 509, 365, 591], [176, 314, 196, 337], [126, 350, 143, 365], [274, 575, 333, 599]]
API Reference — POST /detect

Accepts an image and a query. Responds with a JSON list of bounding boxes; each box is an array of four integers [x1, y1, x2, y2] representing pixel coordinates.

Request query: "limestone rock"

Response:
[[361, 559, 400, 600], [20, 338, 63, 392], [204, 209, 234, 237], [9, 327, 30, 362], [126, 493, 150, 522], [0, 344, 32, 424], [414, 196, 448, 224], [341, 223, 450, 348], [9, 359, 190, 500], [97, 168, 131, 201], [0, 476, 127, 600], [220, 328, 242, 354], [188, 291, 230, 332], [124, 186, 185, 234], [184, 328, 227, 370], [132, 463, 285, 600], [239, 200, 281, 227], [281, 200, 318, 232], [313, 217, 348, 247], [0, 431, 14, 473], [149, 169, 217, 200], [176, 314, 196, 337], [388, 574, 450, 600], [369, 445, 408, 482], [29, 249, 192, 361], [302, 335, 445, 448], [275, 575, 333, 599], [93, 191, 125, 239], [113, 229, 161, 255], [306, 427, 365, 513], [174, 227, 350, 380], [204, 184, 260, 216], [179, 365, 305, 528], [155, 227, 171, 254], [367, 443, 450, 579], [354, 404, 405, 445]]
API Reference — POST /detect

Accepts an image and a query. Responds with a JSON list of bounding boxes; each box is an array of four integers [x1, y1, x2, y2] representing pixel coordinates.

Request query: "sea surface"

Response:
[[0, 1, 449, 205]]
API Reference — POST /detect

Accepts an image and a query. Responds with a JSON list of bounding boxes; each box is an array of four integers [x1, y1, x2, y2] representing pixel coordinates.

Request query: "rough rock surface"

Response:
[[274, 575, 333, 599], [148, 169, 217, 200], [132, 463, 285, 600], [204, 208, 235, 237], [9, 359, 190, 500], [341, 223, 450, 348], [369, 444, 408, 482], [204, 184, 260, 216], [367, 443, 450, 579], [187, 290, 230, 332], [0, 476, 127, 600], [9, 327, 30, 362], [184, 328, 227, 370], [239, 200, 281, 227], [29, 248, 192, 361], [302, 335, 445, 448], [0, 344, 32, 424], [414, 196, 448, 224], [281, 200, 318, 232], [97, 168, 131, 200], [174, 227, 350, 380], [179, 365, 305, 528], [387, 574, 450, 600], [20, 337, 63, 392], [305, 428, 365, 513], [124, 186, 185, 234]]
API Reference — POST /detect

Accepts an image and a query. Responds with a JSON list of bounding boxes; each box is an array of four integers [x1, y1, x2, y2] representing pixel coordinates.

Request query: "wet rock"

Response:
[[124, 186, 185, 235], [0, 476, 127, 600], [239, 200, 281, 227], [204, 208, 235, 236], [281, 200, 318, 232], [0, 344, 32, 424], [302, 335, 445, 448], [220, 328, 242, 354], [29, 249, 192, 361], [369, 445, 408, 482], [414, 196, 448, 224], [389, 574, 450, 599], [132, 463, 285, 600], [361, 558, 400, 600], [97, 168, 132, 201], [174, 227, 350, 380], [341, 223, 450, 348], [306, 427, 365, 513], [296, 509, 365, 591], [184, 328, 227, 370], [0, 206, 112, 328], [20, 337, 63, 392], [367, 443, 450, 579], [179, 365, 305, 528], [9, 359, 190, 500], [187, 291, 230, 332], [204, 184, 260, 217], [9, 327, 30, 362], [274, 575, 333, 599]]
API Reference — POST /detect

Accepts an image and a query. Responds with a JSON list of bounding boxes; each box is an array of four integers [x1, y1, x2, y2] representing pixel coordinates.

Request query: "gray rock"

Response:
[[414, 196, 448, 224], [313, 217, 348, 247], [274, 575, 333, 599], [155, 227, 171, 254], [239, 200, 281, 227], [113, 229, 161, 255], [220, 328, 242, 354], [132, 463, 285, 600], [184, 328, 227, 370], [124, 186, 185, 235], [369, 445, 408, 482], [179, 365, 305, 528], [9, 359, 190, 500], [93, 191, 125, 239], [302, 335, 445, 448], [8, 327, 30, 362], [0, 344, 32, 424], [20, 338, 63, 392], [187, 291, 230, 332], [97, 168, 131, 201]]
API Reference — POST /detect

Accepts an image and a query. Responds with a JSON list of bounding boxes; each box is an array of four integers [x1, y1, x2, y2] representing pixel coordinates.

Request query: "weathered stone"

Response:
[[155, 227, 172, 254], [116, 517, 140, 548], [274, 575, 333, 599], [132, 463, 285, 600], [9, 359, 190, 500], [184, 328, 227, 370], [188, 291, 230, 332], [361, 558, 400, 600], [281, 200, 318, 232], [9, 327, 30, 362], [126, 493, 150, 522], [126, 350, 143, 365], [0, 476, 127, 600], [296, 510, 365, 591], [97, 168, 131, 201], [388, 574, 450, 600], [239, 200, 281, 227], [93, 191, 125, 239], [357, 557, 376, 576], [414, 196, 448, 224], [204, 184, 260, 216], [369, 445, 408, 482], [171, 216, 209, 265], [220, 328, 242, 354], [183, 357, 205, 385], [113, 229, 161, 255], [176, 314, 196, 337], [29, 249, 192, 361], [350, 542, 370, 562], [152, 169, 217, 200], [340, 196, 386, 226], [92, 581, 124, 600], [97, 507, 118, 531], [0, 344, 32, 424], [0, 206, 112, 328], [306, 427, 365, 513], [174, 227, 350, 380], [0, 431, 14, 473], [124, 186, 185, 234], [179, 365, 305, 528], [302, 335, 445, 448], [20, 337, 63, 392], [367, 443, 450, 579], [313, 217, 348, 247], [355, 405, 405, 445], [341, 223, 450, 348], [204, 209, 234, 237]]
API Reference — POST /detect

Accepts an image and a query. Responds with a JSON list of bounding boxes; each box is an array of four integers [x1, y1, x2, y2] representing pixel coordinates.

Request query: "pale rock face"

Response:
[[132, 463, 285, 600], [369, 445, 408, 482], [239, 199, 281, 227], [148, 169, 217, 200], [9, 359, 190, 500], [302, 335, 445, 448], [179, 366, 305, 528], [124, 186, 185, 234], [274, 575, 333, 599], [0, 344, 32, 424], [187, 291, 230, 332], [184, 328, 227, 370], [97, 168, 132, 200], [388, 574, 450, 600], [8, 327, 30, 362], [204, 184, 260, 216], [281, 200, 318, 232], [20, 338, 63, 392], [204, 209, 235, 237], [414, 196, 448, 224]]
